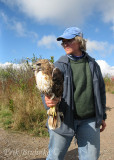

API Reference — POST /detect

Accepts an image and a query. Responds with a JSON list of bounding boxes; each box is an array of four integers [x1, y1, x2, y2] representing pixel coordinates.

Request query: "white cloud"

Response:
[[87, 40, 107, 52], [0, 11, 38, 39], [110, 21, 114, 38], [96, 60, 114, 77], [12, 21, 26, 37], [0, 62, 26, 70], [86, 39, 114, 56], [0, 11, 26, 37], [37, 35, 59, 48], [111, 25, 114, 32], [1, 0, 114, 27], [98, 0, 114, 24]]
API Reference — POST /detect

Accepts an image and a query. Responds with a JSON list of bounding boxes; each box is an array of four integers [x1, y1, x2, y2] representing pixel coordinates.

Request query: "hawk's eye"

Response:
[[36, 63, 41, 66]]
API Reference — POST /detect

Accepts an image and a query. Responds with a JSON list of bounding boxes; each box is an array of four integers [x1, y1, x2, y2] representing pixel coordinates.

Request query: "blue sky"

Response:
[[0, 0, 114, 68]]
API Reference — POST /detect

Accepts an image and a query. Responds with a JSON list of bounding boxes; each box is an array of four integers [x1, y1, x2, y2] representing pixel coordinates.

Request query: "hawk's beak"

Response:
[[36, 63, 42, 71], [32, 63, 42, 72]]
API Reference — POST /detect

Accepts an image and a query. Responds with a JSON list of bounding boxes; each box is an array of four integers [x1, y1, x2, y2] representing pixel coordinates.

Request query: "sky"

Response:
[[0, 0, 114, 76]]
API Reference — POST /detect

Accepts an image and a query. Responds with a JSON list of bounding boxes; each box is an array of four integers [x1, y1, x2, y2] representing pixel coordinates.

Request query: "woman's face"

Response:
[[61, 38, 81, 55]]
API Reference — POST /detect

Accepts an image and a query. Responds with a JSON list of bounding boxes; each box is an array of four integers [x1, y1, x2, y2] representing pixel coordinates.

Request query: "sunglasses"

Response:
[[61, 38, 75, 47]]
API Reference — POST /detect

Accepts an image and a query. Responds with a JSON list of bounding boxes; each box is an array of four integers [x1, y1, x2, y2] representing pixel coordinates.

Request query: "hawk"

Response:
[[33, 59, 63, 130]]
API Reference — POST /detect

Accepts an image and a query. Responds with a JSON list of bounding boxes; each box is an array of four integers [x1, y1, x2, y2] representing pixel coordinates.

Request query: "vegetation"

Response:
[[0, 55, 54, 137], [0, 55, 113, 136], [104, 75, 114, 94]]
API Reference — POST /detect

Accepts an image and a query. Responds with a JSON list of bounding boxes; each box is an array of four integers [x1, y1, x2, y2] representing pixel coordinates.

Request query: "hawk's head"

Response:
[[33, 59, 54, 76], [33, 59, 54, 95]]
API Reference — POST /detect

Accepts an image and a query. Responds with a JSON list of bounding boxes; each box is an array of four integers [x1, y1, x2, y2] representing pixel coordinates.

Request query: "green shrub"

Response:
[[0, 107, 13, 129], [104, 75, 114, 93], [0, 56, 49, 136]]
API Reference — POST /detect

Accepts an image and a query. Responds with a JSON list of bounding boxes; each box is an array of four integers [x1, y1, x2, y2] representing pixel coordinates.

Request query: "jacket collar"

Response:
[[57, 51, 95, 64]]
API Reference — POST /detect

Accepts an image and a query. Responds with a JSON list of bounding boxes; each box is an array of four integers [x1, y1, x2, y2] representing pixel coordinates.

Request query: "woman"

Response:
[[42, 27, 107, 160]]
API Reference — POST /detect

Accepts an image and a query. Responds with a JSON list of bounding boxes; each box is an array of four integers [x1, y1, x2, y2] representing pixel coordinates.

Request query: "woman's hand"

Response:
[[45, 96, 61, 108], [100, 120, 106, 132]]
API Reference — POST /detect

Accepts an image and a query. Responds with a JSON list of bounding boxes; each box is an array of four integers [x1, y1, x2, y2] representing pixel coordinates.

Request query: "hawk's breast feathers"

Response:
[[35, 71, 53, 95]]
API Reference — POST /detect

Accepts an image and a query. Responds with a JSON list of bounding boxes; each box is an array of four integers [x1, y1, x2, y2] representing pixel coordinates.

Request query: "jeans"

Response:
[[46, 118, 100, 160]]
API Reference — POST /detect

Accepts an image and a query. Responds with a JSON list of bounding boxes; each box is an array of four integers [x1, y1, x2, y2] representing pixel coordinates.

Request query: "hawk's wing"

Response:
[[52, 67, 63, 98]]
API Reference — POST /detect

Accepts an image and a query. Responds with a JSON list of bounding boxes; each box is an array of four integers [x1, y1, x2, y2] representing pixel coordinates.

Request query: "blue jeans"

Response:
[[46, 118, 100, 160]]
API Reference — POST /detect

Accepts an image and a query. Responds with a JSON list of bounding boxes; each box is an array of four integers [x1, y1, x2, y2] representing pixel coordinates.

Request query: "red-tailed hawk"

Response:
[[33, 59, 63, 130]]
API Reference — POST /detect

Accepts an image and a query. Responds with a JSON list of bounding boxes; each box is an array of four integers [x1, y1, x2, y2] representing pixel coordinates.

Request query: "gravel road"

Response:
[[0, 93, 114, 160]]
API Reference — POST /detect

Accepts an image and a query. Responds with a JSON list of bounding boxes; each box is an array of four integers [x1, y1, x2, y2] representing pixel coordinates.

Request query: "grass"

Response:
[[104, 76, 114, 94], [0, 106, 13, 129], [0, 62, 49, 137]]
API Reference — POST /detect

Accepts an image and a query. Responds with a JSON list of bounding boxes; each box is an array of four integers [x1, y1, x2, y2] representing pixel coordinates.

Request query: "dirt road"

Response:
[[0, 93, 114, 160]]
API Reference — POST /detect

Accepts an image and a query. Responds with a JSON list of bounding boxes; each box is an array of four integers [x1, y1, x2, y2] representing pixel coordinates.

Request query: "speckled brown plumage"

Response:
[[33, 59, 64, 130]]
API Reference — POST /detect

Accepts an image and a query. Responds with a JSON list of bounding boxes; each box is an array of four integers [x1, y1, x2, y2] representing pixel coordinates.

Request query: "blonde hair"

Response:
[[74, 36, 87, 51]]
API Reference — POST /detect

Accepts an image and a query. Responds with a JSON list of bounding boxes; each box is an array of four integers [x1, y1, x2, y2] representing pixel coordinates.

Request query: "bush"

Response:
[[0, 58, 48, 136], [104, 75, 114, 94]]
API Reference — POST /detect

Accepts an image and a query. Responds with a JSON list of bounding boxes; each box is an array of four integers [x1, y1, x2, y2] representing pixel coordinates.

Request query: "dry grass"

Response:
[[0, 63, 48, 136], [104, 76, 114, 94]]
